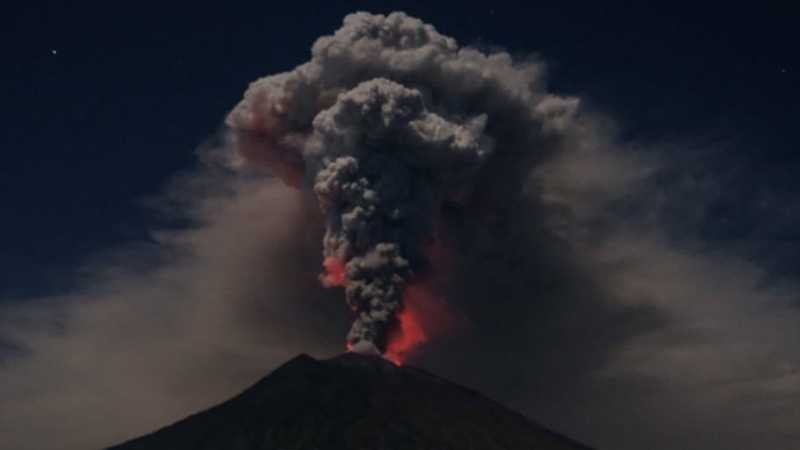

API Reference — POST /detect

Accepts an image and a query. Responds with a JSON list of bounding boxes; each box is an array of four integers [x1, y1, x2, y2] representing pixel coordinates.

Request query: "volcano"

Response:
[[108, 353, 593, 450]]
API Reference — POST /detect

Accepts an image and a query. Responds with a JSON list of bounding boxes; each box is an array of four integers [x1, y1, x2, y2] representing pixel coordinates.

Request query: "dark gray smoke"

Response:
[[226, 12, 578, 354]]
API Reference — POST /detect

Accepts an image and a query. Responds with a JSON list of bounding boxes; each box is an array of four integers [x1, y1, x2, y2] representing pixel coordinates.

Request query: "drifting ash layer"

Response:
[[108, 353, 593, 450]]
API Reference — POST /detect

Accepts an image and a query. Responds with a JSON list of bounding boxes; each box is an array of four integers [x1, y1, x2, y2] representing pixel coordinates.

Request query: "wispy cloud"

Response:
[[0, 168, 345, 450]]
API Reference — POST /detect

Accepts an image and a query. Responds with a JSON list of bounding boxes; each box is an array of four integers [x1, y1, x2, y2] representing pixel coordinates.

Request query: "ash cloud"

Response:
[[226, 11, 577, 353]]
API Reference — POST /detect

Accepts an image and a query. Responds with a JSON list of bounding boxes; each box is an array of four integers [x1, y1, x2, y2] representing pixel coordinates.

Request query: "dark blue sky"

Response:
[[2, 1, 798, 297]]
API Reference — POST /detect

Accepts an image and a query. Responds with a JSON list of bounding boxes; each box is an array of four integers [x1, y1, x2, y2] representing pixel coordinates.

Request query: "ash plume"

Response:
[[226, 12, 578, 357]]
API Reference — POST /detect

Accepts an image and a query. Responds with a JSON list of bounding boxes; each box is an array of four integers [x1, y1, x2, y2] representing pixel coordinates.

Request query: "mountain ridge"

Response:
[[108, 353, 594, 450]]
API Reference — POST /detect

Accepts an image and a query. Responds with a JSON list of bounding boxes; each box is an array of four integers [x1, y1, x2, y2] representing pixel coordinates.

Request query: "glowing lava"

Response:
[[384, 299, 427, 365], [320, 257, 347, 287], [384, 283, 456, 365]]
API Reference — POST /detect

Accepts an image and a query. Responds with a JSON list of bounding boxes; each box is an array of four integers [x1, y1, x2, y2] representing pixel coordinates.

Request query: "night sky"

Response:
[[2, 2, 799, 450]]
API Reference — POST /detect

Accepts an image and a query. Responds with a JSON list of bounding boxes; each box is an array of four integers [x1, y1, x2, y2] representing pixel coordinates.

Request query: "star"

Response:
[[51, 49, 58, 55]]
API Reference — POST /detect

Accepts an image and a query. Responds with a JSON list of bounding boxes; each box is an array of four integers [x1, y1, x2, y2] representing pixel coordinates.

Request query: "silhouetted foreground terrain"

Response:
[[109, 353, 593, 450]]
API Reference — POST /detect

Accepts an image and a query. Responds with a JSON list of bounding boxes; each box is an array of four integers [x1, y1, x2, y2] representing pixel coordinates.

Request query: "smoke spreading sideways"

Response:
[[226, 12, 578, 363]]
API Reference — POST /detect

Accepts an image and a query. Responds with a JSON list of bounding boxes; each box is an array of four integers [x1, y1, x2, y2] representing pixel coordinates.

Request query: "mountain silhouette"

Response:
[[108, 353, 593, 450]]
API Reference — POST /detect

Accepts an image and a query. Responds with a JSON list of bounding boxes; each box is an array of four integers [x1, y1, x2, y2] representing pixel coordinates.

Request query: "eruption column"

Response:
[[225, 11, 578, 359]]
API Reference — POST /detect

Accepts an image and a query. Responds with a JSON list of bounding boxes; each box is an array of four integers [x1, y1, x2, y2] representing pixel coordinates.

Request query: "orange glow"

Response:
[[384, 283, 456, 365], [384, 298, 427, 365], [383, 230, 461, 365], [320, 257, 347, 287]]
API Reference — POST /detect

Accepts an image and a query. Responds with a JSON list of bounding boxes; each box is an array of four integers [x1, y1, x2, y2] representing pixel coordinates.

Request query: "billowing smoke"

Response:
[[226, 12, 578, 358]]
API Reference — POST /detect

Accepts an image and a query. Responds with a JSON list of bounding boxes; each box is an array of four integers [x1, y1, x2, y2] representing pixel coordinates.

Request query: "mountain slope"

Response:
[[108, 353, 593, 450]]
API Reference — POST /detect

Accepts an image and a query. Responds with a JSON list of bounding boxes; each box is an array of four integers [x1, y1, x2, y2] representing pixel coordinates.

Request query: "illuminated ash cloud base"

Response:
[[226, 12, 578, 362]]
